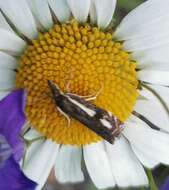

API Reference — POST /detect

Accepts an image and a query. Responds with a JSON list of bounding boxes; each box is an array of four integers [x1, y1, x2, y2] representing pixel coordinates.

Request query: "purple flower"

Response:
[[0, 90, 37, 190], [161, 177, 169, 190]]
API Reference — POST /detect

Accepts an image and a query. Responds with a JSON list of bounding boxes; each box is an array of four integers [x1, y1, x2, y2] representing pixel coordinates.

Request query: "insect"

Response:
[[47, 80, 124, 144]]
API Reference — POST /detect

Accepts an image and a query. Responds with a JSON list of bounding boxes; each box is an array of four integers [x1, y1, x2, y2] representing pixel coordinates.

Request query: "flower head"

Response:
[[0, 0, 169, 189], [0, 90, 37, 190]]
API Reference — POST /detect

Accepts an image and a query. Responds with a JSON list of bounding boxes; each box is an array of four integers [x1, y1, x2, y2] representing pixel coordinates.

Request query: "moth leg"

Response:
[[112, 118, 124, 138], [66, 83, 103, 101], [57, 107, 71, 127]]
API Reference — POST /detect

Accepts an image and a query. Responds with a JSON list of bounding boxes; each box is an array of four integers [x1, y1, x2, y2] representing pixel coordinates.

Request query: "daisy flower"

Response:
[[0, 0, 169, 189], [0, 90, 37, 189]]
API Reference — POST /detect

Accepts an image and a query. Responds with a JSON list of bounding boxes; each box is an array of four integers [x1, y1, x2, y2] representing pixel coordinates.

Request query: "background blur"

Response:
[[44, 0, 168, 189]]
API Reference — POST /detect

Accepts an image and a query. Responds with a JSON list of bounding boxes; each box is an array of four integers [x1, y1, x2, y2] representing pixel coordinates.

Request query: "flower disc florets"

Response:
[[16, 20, 138, 145]]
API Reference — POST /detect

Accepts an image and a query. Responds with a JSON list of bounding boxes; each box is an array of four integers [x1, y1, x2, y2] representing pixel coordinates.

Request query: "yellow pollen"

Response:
[[16, 20, 138, 145]]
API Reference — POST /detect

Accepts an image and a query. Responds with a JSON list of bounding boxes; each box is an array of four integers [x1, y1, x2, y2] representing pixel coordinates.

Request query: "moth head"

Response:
[[47, 80, 62, 98]]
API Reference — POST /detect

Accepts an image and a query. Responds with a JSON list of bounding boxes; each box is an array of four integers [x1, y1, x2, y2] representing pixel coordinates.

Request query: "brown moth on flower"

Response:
[[48, 80, 124, 144]]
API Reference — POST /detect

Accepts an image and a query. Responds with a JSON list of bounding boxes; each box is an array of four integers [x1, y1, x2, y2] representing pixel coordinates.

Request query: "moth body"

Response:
[[48, 80, 123, 144]]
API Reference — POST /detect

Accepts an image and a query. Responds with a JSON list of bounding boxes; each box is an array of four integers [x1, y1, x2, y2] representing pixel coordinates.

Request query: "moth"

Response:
[[48, 80, 124, 144]]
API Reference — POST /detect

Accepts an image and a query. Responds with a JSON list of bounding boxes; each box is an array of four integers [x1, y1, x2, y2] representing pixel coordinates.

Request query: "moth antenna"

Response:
[[132, 110, 159, 130], [66, 82, 104, 101], [85, 82, 104, 101]]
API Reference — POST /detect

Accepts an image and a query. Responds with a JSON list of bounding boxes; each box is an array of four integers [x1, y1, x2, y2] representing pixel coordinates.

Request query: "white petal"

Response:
[[23, 135, 44, 163], [105, 137, 148, 187], [126, 117, 160, 168], [48, 0, 71, 22], [138, 70, 169, 86], [0, 91, 11, 100], [131, 144, 159, 169], [91, 0, 116, 29], [0, 52, 18, 69], [134, 99, 169, 133], [0, 29, 26, 55], [24, 128, 42, 139], [23, 140, 59, 190], [150, 84, 169, 101], [67, 0, 90, 23], [27, 0, 53, 30], [133, 44, 169, 71], [0, 11, 13, 32], [55, 145, 84, 183], [123, 122, 169, 165], [0, 0, 38, 39], [123, 32, 169, 52], [83, 141, 115, 189], [139, 84, 169, 108], [89, 0, 97, 24], [115, 0, 169, 40], [136, 85, 169, 132], [0, 69, 16, 90]]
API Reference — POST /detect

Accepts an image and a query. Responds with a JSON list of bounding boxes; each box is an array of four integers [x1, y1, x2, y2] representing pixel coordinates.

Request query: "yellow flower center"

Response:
[[16, 20, 138, 145]]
